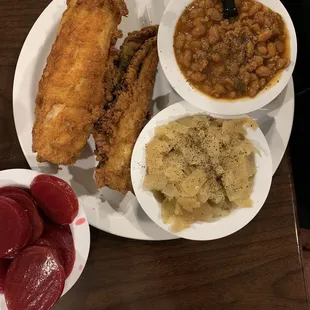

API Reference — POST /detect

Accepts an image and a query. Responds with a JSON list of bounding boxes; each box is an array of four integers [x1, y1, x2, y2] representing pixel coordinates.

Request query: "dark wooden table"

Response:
[[0, 1, 309, 309]]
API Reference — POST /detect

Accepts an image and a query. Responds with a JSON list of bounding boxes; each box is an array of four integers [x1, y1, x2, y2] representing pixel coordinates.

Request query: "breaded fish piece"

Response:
[[94, 35, 159, 193], [32, 0, 128, 165], [101, 25, 159, 109], [118, 25, 159, 72]]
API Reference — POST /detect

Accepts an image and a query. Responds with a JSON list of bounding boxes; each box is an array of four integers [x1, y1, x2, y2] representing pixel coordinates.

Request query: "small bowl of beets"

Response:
[[0, 169, 90, 310]]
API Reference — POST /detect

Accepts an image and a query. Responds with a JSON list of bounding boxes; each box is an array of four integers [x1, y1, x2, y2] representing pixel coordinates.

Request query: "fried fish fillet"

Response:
[[94, 28, 159, 194], [32, 0, 128, 165]]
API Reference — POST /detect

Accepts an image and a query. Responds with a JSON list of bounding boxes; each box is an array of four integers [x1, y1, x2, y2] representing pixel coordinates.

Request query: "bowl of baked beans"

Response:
[[158, 0, 297, 115]]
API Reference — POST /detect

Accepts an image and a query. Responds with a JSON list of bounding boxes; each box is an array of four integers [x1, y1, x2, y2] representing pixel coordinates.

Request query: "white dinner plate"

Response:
[[0, 169, 90, 310], [13, 0, 294, 241]]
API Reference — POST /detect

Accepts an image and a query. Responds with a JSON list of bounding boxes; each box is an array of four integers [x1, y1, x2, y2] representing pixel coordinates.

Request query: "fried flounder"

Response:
[[94, 26, 159, 193], [32, 0, 127, 165]]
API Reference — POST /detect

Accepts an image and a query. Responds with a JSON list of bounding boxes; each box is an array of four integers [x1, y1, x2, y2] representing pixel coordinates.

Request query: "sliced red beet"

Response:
[[30, 175, 78, 224], [0, 259, 11, 293], [35, 238, 65, 267], [0, 197, 30, 258], [38, 223, 75, 278], [1, 192, 44, 245], [4, 246, 65, 310], [0, 186, 30, 195]]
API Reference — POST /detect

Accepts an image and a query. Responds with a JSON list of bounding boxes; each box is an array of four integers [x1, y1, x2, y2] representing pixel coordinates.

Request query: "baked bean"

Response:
[[185, 33, 193, 42], [212, 42, 229, 57], [182, 50, 192, 68], [275, 40, 285, 53], [214, 4, 221, 10], [212, 84, 226, 97], [223, 77, 234, 91], [253, 56, 264, 66], [208, 8, 223, 21], [185, 70, 193, 77], [267, 42, 277, 57], [247, 61, 258, 72], [193, 17, 205, 27], [208, 26, 220, 45], [192, 24, 207, 37], [201, 59, 209, 70], [228, 63, 240, 76], [259, 78, 267, 88], [268, 56, 280, 64], [201, 39, 210, 50], [211, 53, 221, 62], [267, 63, 276, 70], [184, 42, 191, 49], [202, 84, 213, 93], [250, 73, 258, 82], [191, 59, 209, 72], [243, 19, 254, 27], [236, 50, 246, 64], [277, 58, 290, 70], [239, 13, 249, 20], [191, 63, 201, 72], [175, 33, 185, 49], [242, 72, 251, 86], [248, 80, 260, 97], [249, 3, 263, 16], [239, 66, 247, 75], [257, 44, 268, 55], [264, 17, 272, 28], [218, 27, 227, 40], [180, 15, 187, 24], [254, 11, 265, 25], [198, 0, 206, 7], [190, 72, 207, 82], [190, 8, 204, 19], [190, 40, 202, 49], [284, 59, 291, 68], [272, 22, 284, 36], [213, 65, 224, 75], [251, 23, 261, 34], [204, 0, 215, 8], [193, 50, 207, 61], [256, 66, 272, 77], [258, 29, 273, 42], [246, 42, 255, 58], [228, 91, 237, 98], [279, 34, 286, 41], [241, 1, 251, 12]]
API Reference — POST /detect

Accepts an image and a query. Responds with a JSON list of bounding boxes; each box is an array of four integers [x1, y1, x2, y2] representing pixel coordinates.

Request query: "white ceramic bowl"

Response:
[[0, 169, 90, 310], [158, 0, 297, 116], [131, 101, 273, 240]]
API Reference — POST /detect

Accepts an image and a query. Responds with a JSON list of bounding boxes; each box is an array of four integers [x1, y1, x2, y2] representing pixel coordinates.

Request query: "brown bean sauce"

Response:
[[174, 0, 290, 100]]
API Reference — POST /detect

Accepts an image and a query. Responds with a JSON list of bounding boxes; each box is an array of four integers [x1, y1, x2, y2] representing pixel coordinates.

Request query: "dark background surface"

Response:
[[282, 0, 310, 228], [0, 0, 309, 309]]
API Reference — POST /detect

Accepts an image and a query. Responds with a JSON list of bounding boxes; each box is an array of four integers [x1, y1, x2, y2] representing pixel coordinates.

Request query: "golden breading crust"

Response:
[[94, 33, 159, 194], [32, 0, 127, 165]]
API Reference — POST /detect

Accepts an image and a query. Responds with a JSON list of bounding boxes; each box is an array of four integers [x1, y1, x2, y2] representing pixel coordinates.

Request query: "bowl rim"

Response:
[[0, 169, 90, 298], [131, 101, 273, 241], [158, 0, 298, 116]]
